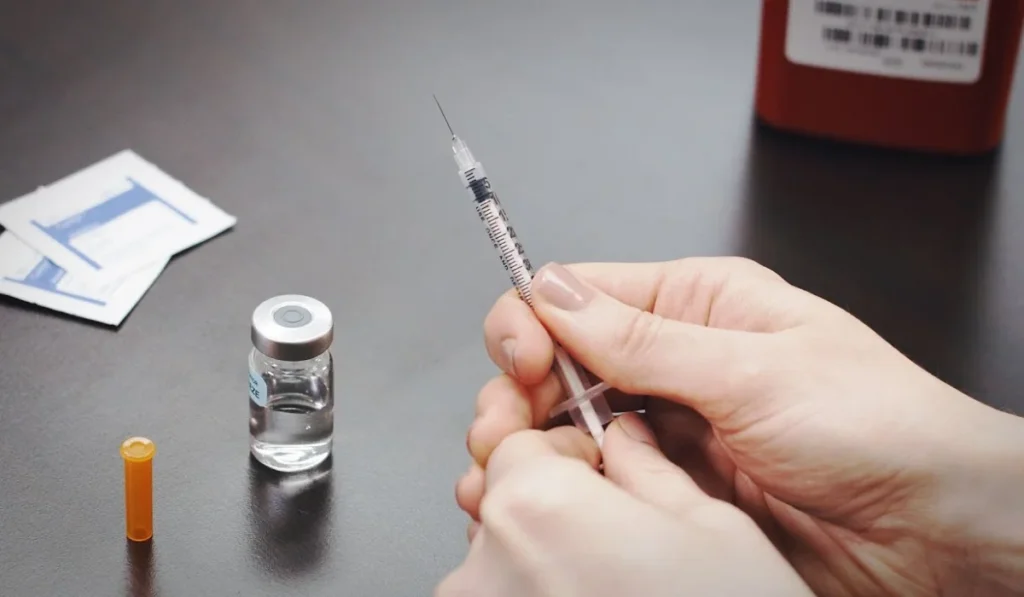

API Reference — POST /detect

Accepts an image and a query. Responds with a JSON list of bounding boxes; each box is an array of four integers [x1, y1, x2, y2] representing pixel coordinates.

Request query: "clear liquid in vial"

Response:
[[249, 354, 333, 473]]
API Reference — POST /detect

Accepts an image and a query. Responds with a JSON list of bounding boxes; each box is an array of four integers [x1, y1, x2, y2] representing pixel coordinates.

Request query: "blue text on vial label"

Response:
[[248, 369, 267, 407]]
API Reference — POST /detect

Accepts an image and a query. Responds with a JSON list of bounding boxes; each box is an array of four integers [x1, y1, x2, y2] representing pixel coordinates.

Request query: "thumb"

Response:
[[601, 413, 711, 518], [530, 263, 771, 423]]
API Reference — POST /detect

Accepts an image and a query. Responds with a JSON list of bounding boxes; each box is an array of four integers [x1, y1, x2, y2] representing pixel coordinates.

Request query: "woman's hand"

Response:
[[438, 414, 815, 597], [457, 258, 1024, 596]]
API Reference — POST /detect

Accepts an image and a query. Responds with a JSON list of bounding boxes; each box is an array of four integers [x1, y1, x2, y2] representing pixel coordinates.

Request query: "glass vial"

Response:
[[249, 295, 334, 473]]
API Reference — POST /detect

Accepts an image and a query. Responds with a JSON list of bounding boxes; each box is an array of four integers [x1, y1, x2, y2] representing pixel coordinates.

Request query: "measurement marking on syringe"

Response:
[[477, 201, 534, 301]]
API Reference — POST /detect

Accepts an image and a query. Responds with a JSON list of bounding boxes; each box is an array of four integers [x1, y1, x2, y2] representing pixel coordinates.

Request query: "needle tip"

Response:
[[433, 94, 455, 138]]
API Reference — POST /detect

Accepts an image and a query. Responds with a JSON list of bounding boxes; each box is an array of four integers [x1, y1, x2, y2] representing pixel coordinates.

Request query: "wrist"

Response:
[[927, 401, 1024, 595]]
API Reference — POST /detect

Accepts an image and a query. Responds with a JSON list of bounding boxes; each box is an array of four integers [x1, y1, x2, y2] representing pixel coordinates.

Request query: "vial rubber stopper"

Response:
[[120, 436, 155, 542], [251, 295, 334, 361]]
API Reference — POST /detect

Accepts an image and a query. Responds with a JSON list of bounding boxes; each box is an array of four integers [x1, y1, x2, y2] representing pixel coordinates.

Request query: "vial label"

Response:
[[785, 0, 991, 84], [248, 368, 267, 407]]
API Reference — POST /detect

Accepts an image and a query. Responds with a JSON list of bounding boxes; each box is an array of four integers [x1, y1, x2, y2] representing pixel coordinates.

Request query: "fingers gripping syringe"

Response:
[[436, 98, 615, 446]]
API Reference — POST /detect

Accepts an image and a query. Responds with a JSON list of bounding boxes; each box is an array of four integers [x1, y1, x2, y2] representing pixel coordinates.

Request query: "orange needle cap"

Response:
[[120, 436, 155, 542]]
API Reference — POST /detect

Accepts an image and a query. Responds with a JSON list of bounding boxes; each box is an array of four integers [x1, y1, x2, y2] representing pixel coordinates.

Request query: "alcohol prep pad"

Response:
[[0, 149, 236, 281], [0, 232, 167, 326]]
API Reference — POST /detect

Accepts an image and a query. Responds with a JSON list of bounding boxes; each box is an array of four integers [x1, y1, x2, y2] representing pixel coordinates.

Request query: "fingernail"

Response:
[[618, 413, 656, 446], [533, 263, 595, 311], [499, 338, 517, 377]]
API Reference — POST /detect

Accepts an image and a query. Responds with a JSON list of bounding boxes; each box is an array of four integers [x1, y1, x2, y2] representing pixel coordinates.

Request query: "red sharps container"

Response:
[[755, 0, 1024, 154]]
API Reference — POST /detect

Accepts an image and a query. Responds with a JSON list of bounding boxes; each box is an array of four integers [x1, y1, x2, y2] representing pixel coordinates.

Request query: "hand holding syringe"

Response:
[[435, 97, 615, 446]]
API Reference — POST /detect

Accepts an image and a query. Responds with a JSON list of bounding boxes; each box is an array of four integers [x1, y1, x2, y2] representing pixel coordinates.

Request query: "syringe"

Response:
[[436, 97, 615, 446]]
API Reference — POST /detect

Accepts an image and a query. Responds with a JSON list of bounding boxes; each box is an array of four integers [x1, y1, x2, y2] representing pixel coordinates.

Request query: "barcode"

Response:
[[823, 27, 980, 55], [815, 2, 972, 30], [825, 27, 887, 47], [816, 1, 859, 16], [899, 37, 979, 56]]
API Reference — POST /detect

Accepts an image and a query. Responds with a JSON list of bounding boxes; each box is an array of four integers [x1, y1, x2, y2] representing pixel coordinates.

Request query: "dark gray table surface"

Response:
[[1, 1, 1023, 595]]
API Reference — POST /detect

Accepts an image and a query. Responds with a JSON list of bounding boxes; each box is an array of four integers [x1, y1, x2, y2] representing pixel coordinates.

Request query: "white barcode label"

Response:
[[786, 0, 991, 83]]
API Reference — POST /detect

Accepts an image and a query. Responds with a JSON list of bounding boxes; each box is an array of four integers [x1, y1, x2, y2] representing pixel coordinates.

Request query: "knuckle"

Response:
[[482, 457, 586, 531], [725, 256, 785, 282], [455, 476, 479, 518], [725, 256, 761, 270], [669, 256, 783, 284], [482, 290, 522, 337], [474, 375, 508, 417], [724, 351, 771, 395], [616, 458, 683, 498], [716, 358, 770, 409], [689, 500, 760, 536], [487, 428, 543, 465], [614, 309, 667, 365], [632, 451, 682, 483]]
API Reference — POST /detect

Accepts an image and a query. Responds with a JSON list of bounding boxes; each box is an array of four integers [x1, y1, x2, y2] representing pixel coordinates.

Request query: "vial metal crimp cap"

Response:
[[251, 295, 334, 361]]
